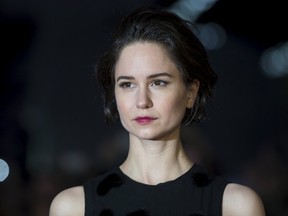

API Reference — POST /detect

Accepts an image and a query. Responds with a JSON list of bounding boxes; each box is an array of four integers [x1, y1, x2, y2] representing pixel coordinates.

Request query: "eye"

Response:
[[118, 82, 136, 89], [151, 80, 169, 87]]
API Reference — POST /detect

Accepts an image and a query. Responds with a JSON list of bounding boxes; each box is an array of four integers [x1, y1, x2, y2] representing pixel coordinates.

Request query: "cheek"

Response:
[[161, 94, 187, 116], [115, 96, 131, 118]]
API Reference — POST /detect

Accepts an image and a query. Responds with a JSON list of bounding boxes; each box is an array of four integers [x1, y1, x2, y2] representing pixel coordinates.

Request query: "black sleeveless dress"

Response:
[[83, 163, 229, 216]]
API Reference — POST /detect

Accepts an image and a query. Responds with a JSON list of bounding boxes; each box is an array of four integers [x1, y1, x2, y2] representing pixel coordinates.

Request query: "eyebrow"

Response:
[[116, 72, 172, 82]]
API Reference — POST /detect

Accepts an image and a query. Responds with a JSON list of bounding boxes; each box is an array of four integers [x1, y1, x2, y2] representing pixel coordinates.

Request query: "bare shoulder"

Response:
[[223, 183, 266, 216], [49, 186, 85, 216]]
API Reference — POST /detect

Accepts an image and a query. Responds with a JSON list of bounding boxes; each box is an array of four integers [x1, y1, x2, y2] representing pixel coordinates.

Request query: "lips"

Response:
[[135, 116, 156, 124]]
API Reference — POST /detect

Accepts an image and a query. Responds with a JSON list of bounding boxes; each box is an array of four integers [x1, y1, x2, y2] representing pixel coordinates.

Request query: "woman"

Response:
[[49, 7, 265, 216]]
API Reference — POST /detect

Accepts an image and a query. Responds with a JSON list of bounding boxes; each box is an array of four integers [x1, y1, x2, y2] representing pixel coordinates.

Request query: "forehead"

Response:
[[115, 42, 178, 76]]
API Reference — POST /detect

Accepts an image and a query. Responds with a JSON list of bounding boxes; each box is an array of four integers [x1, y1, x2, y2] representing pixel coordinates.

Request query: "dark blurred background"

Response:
[[1, 0, 288, 215]]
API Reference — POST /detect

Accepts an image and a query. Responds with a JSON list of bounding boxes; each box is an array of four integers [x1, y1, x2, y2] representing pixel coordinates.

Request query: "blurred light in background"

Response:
[[169, 0, 218, 22], [168, 0, 226, 50], [0, 159, 9, 182], [260, 41, 288, 78], [194, 22, 227, 50]]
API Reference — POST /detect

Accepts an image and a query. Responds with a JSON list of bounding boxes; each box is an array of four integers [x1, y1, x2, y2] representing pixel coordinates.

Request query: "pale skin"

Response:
[[49, 42, 266, 216]]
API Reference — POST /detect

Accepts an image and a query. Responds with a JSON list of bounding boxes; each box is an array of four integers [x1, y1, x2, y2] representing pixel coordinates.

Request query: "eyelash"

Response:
[[118, 80, 169, 89], [118, 82, 134, 88], [151, 80, 169, 87]]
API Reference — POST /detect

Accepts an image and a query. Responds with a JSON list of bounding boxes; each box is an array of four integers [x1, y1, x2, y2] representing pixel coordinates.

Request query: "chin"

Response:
[[135, 130, 172, 141], [128, 128, 158, 140]]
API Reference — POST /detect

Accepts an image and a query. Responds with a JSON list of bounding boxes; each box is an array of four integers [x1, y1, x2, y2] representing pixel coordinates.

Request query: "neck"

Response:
[[120, 136, 193, 185]]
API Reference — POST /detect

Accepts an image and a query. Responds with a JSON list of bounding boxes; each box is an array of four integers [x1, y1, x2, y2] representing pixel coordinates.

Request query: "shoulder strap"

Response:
[[83, 178, 96, 216], [192, 164, 229, 216]]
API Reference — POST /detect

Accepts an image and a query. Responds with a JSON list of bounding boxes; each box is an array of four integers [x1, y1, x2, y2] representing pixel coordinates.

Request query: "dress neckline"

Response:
[[115, 163, 197, 188]]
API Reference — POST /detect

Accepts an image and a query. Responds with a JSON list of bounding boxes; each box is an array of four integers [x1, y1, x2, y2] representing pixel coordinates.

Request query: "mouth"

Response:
[[135, 116, 157, 125]]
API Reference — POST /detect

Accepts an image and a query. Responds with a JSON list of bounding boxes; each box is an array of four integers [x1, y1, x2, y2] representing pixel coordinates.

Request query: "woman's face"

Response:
[[114, 42, 198, 141]]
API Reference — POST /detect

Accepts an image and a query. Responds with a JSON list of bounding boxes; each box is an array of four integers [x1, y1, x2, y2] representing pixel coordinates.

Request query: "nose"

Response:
[[136, 87, 153, 109]]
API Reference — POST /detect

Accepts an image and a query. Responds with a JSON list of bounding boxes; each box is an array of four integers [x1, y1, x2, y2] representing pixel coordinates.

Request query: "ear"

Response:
[[186, 80, 199, 108]]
